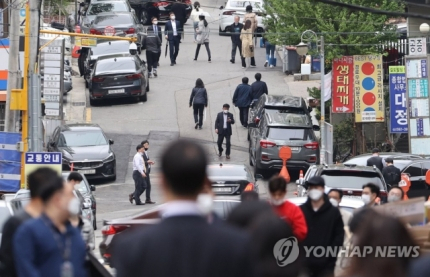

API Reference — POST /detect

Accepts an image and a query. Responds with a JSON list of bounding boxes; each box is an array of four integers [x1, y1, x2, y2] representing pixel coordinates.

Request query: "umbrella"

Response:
[[165, 41, 168, 57], [199, 12, 211, 17]]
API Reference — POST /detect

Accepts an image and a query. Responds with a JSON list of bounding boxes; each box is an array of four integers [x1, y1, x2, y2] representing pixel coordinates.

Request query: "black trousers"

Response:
[[239, 107, 249, 127], [145, 174, 151, 201], [146, 51, 159, 72], [217, 132, 231, 155], [195, 42, 211, 60], [132, 170, 146, 204], [169, 36, 180, 63], [193, 104, 204, 127], [231, 41, 242, 61]]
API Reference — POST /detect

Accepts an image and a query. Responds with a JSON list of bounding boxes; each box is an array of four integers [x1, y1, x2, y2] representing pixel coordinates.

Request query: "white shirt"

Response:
[[223, 113, 228, 128], [133, 152, 145, 174], [160, 200, 202, 218], [171, 20, 177, 36], [153, 25, 158, 34]]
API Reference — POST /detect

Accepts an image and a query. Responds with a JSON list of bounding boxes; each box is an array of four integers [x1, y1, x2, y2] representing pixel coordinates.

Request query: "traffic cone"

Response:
[[299, 170, 304, 182], [72, 25, 81, 58]]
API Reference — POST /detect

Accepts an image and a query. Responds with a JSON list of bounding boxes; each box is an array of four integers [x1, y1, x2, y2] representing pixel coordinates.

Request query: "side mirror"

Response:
[[308, 106, 313, 112], [248, 122, 256, 128], [255, 174, 263, 180], [219, 5, 224, 9], [90, 185, 96, 191], [312, 125, 320, 131], [109, 139, 114, 145]]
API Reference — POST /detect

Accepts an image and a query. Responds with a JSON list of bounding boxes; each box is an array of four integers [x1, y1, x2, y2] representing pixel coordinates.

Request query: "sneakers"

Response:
[[153, 69, 158, 77], [230, 59, 235, 64], [242, 66, 246, 69], [250, 65, 256, 68], [270, 65, 274, 68], [195, 123, 198, 129], [264, 60, 268, 67], [149, 72, 153, 78], [208, 59, 211, 63]]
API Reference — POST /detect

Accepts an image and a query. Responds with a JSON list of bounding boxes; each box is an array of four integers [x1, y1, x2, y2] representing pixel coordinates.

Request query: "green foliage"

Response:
[[263, 0, 404, 64], [333, 115, 355, 143], [307, 87, 330, 122]]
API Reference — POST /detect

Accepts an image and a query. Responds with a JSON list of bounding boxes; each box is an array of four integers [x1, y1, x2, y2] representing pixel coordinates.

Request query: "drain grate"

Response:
[[72, 102, 86, 106]]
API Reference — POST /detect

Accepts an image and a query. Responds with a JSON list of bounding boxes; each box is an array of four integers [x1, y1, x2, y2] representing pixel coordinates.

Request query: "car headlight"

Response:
[[103, 153, 114, 162], [84, 198, 92, 206]]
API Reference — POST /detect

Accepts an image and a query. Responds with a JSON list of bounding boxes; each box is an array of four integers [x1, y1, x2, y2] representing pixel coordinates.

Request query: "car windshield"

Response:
[[58, 131, 108, 147], [88, 2, 128, 15], [321, 171, 384, 189], [91, 42, 130, 56], [229, 1, 262, 9], [94, 14, 133, 25], [62, 174, 89, 193], [207, 167, 247, 177], [268, 127, 313, 141], [268, 107, 306, 114], [96, 59, 137, 74], [0, 206, 11, 232]]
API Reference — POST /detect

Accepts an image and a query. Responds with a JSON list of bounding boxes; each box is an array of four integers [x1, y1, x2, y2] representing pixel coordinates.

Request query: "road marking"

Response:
[[86, 108, 91, 123]]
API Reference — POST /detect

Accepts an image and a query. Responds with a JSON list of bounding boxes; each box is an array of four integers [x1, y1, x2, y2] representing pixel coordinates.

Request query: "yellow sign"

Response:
[[389, 66, 406, 74], [75, 37, 97, 47], [353, 55, 384, 122]]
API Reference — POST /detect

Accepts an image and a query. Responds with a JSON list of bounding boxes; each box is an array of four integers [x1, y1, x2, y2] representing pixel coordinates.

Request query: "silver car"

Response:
[[249, 111, 320, 175]]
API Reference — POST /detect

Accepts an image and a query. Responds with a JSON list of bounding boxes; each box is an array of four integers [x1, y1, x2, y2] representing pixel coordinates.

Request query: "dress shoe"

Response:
[[136, 202, 145, 205], [218, 151, 223, 157], [174, 61, 176, 64], [145, 200, 156, 204], [230, 59, 235, 64], [170, 63, 174, 66], [153, 70, 158, 77], [195, 123, 198, 129], [226, 155, 231, 159], [129, 194, 134, 204]]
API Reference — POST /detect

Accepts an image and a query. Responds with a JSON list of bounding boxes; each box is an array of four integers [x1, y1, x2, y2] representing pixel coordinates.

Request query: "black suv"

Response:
[[296, 164, 388, 202], [129, 0, 192, 25]]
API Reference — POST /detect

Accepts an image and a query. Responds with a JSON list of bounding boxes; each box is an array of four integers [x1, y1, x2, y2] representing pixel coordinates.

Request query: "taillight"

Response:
[[126, 74, 141, 80], [304, 142, 319, 150], [125, 28, 135, 34], [260, 140, 276, 148], [153, 1, 169, 7], [101, 225, 130, 236], [261, 155, 270, 161], [223, 10, 236, 15], [308, 156, 317, 163], [244, 183, 254, 191], [90, 28, 102, 35], [92, 76, 104, 82], [254, 117, 260, 124]]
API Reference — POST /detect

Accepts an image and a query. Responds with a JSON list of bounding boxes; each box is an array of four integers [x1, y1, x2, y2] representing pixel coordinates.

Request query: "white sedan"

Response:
[[218, 0, 265, 35]]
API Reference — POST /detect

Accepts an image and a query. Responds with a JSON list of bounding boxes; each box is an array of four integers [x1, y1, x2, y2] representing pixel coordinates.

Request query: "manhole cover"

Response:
[[72, 102, 86, 106]]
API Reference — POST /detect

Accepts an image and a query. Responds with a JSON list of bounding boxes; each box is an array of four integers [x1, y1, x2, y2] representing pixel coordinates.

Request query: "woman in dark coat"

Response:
[[189, 78, 208, 129]]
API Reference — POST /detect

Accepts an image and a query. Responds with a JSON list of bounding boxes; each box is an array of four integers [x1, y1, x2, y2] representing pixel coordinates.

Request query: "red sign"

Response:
[[104, 26, 115, 36], [332, 56, 354, 113]]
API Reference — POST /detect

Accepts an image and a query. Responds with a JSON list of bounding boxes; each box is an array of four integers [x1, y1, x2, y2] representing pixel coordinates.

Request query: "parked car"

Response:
[[296, 164, 389, 202], [81, 0, 135, 33], [47, 123, 117, 181], [62, 171, 97, 229], [40, 24, 72, 55], [88, 54, 149, 105], [129, 0, 192, 25], [249, 111, 320, 175], [99, 197, 239, 264], [219, 0, 265, 35], [207, 163, 261, 195], [248, 95, 313, 140], [83, 40, 132, 87], [0, 194, 14, 247], [344, 152, 422, 166], [287, 196, 364, 214], [88, 12, 145, 49]]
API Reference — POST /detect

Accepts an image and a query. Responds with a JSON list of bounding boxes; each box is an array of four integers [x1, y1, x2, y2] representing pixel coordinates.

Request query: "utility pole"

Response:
[[5, 0, 20, 132], [319, 36, 326, 164]]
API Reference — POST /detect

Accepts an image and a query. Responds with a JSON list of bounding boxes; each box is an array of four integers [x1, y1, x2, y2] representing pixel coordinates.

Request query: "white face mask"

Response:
[[171, 16, 175, 20], [388, 194, 401, 203], [223, 110, 228, 114], [361, 194, 371, 204], [308, 189, 323, 201], [270, 197, 284, 206], [329, 198, 339, 207], [153, 21, 158, 25], [197, 194, 214, 215], [68, 197, 81, 216]]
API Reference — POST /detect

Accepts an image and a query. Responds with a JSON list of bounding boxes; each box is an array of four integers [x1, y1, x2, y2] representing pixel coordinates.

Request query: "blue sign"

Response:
[[0, 132, 22, 192], [25, 152, 62, 164], [408, 79, 429, 98], [417, 118, 424, 136], [389, 70, 408, 133], [422, 60, 427, 78]]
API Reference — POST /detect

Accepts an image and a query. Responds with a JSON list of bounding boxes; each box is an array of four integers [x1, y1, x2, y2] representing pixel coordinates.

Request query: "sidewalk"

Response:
[[64, 58, 88, 124]]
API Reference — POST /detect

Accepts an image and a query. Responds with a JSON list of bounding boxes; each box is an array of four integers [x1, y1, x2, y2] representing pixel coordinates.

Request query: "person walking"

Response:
[[142, 140, 156, 204], [111, 140, 256, 277], [300, 176, 345, 277], [190, 1, 203, 42], [366, 148, 384, 171], [233, 77, 252, 127], [243, 5, 258, 36], [215, 104, 235, 159], [143, 17, 162, 77], [0, 168, 58, 277], [250, 73, 268, 101], [382, 157, 401, 187], [229, 16, 244, 66], [130, 144, 147, 205], [13, 175, 87, 277], [194, 14, 211, 62], [263, 31, 276, 67], [171, 0, 187, 41], [240, 20, 256, 68], [164, 12, 181, 66], [189, 78, 208, 129]]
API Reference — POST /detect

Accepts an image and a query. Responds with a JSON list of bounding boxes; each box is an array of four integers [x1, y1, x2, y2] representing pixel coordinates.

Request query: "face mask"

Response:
[[388, 195, 401, 203], [144, 147, 149, 151], [270, 197, 284, 206], [361, 194, 371, 204], [68, 197, 81, 216], [329, 198, 339, 207], [197, 194, 214, 215], [223, 110, 228, 114], [308, 189, 323, 201], [171, 16, 175, 20], [153, 21, 158, 25]]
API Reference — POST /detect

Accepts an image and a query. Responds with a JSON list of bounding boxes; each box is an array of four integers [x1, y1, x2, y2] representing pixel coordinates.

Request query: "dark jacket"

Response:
[[382, 164, 401, 186], [189, 87, 208, 106], [142, 31, 161, 53], [300, 194, 345, 273], [250, 80, 268, 100], [142, 151, 151, 175], [148, 24, 163, 43], [409, 254, 430, 277], [215, 112, 235, 136], [111, 215, 256, 277], [170, 3, 187, 24], [366, 155, 384, 172], [233, 84, 252, 108], [230, 22, 243, 43], [164, 20, 182, 40]]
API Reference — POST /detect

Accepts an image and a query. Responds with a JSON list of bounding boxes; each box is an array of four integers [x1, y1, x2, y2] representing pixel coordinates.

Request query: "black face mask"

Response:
[[144, 147, 149, 151]]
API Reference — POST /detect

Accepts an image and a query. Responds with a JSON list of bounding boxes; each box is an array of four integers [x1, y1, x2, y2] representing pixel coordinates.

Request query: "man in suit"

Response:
[[215, 104, 235, 159], [143, 17, 162, 77], [366, 148, 385, 172], [170, 0, 187, 41], [164, 12, 181, 66], [129, 145, 147, 205], [111, 140, 255, 277], [142, 140, 155, 204]]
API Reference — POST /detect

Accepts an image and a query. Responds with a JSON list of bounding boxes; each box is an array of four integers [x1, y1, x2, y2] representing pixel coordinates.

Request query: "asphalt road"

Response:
[[66, 0, 300, 261]]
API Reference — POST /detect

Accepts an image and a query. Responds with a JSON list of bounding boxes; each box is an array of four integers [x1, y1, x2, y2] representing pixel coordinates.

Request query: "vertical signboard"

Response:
[[389, 66, 408, 133], [332, 56, 354, 113], [24, 153, 62, 185], [353, 55, 384, 122], [39, 37, 64, 120], [19, 8, 26, 35], [409, 37, 427, 57]]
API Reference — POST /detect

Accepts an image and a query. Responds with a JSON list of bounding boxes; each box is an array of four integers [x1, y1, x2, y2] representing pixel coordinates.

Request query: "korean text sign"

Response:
[[353, 55, 384, 122], [332, 56, 354, 113], [24, 152, 62, 187], [389, 66, 408, 133]]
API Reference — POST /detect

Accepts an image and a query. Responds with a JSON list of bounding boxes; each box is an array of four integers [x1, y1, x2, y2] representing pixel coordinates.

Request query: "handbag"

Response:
[[249, 45, 254, 53]]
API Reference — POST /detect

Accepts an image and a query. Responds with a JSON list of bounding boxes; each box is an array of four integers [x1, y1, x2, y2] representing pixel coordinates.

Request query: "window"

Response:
[[207, 167, 247, 177], [94, 14, 133, 25], [267, 127, 314, 141], [422, 162, 430, 173], [88, 2, 128, 15], [91, 42, 130, 56], [57, 131, 108, 147], [320, 171, 385, 189], [403, 163, 423, 177], [96, 59, 137, 73]]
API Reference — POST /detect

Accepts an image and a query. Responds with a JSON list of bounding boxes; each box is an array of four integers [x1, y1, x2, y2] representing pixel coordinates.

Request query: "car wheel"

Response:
[[140, 92, 147, 102], [141, 10, 150, 25], [85, 79, 88, 88], [247, 131, 250, 141], [145, 79, 149, 92], [89, 97, 97, 106], [219, 26, 225, 36], [249, 147, 254, 166], [93, 215, 97, 230]]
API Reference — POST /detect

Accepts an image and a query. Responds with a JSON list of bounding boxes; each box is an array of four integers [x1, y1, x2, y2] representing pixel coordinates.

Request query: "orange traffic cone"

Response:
[[299, 170, 304, 182], [72, 45, 80, 58]]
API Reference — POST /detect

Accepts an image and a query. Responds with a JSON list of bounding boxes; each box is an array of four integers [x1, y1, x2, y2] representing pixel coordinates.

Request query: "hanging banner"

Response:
[[389, 66, 408, 133], [353, 55, 384, 122], [332, 56, 354, 113]]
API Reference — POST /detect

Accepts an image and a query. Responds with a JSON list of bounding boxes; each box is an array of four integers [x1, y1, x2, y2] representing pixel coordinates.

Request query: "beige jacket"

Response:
[[243, 12, 258, 33], [240, 29, 254, 58]]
